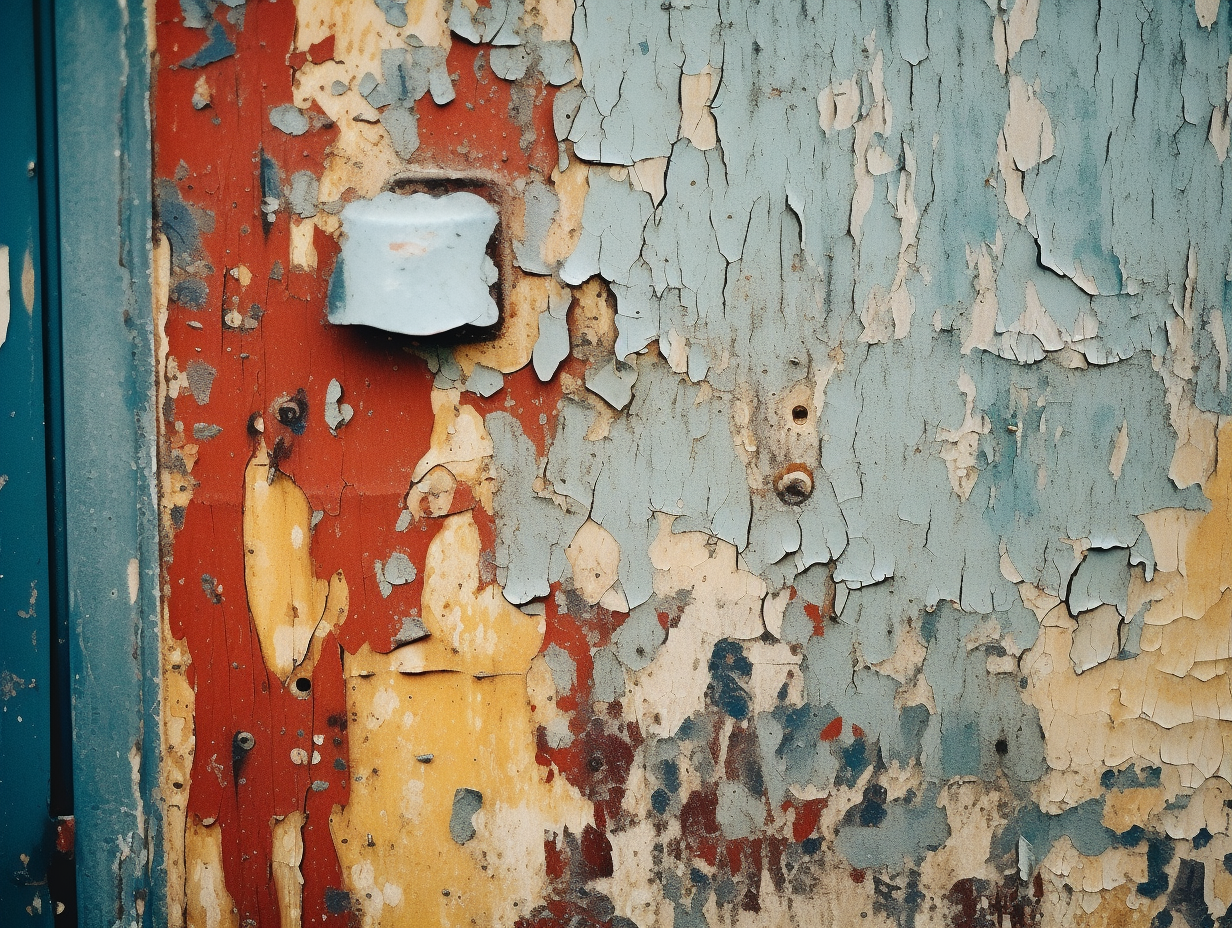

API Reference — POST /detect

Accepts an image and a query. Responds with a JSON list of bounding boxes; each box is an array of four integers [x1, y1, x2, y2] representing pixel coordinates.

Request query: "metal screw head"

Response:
[[775, 465, 814, 505], [235, 731, 256, 751]]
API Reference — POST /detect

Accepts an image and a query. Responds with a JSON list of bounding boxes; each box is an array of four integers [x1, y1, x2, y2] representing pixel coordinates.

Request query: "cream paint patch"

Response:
[[997, 74, 1054, 221], [1005, 0, 1040, 62], [288, 217, 317, 273], [127, 557, 140, 605], [859, 143, 919, 343], [542, 158, 589, 268], [919, 781, 1006, 888], [455, 275, 548, 376], [936, 371, 991, 500], [630, 157, 668, 207], [21, 246, 33, 314], [271, 812, 305, 928], [818, 78, 860, 135], [565, 518, 621, 605], [848, 42, 892, 246], [679, 66, 720, 150], [628, 514, 766, 737], [524, 0, 575, 41], [1003, 75, 1055, 171], [410, 389, 495, 486], [962, 237, 1002, 352]]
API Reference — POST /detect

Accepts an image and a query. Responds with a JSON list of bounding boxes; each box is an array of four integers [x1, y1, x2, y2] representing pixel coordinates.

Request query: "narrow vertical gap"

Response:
[[34, 0, 78, 924]]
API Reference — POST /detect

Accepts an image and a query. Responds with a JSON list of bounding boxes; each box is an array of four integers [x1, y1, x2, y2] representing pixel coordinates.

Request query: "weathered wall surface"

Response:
[[154, 0, 1232, 925]]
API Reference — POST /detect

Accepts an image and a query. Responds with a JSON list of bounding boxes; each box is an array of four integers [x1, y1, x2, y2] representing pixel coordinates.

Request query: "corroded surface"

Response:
[[154, 1, 1232, 926]]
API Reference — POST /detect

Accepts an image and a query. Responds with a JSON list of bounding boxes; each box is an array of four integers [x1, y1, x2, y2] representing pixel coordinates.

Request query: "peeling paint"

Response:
[[154, 0, 1232, 925]]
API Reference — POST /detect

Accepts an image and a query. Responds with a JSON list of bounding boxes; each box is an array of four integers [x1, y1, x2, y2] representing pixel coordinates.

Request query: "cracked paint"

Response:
[[152, 0, 1232, 926]]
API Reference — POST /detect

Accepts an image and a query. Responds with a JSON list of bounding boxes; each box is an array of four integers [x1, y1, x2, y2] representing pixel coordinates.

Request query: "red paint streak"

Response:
[[578, 824, 614, 880], [307, 35, 335, 63], [851, 724, 866, 740], [790, 798, 827, 842], [54, 817, 74, 855], [546, 717, 639, 826], [803, 602, 825, 637], [155, 0, 570, 916], [544, 834, 568, 882], [680, 786, 720, 867], [726, 840, 743, 875], [819, 716, 843, 741], [850, 868, 866, 884]]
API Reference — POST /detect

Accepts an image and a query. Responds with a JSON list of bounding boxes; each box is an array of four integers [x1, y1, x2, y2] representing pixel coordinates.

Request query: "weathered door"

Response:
[[153, 1, 1232, 927]]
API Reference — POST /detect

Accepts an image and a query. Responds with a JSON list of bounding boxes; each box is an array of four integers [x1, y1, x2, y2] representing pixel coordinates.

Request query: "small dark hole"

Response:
[[792, 405, 809, 422], [295, 677, 312, 693], [995, 738, 1009, 755], [278, 399, 307, 429], [588, 754, 605, 772]]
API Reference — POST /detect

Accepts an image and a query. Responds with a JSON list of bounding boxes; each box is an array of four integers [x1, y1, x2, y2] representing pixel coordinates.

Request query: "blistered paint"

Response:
[[152, 0, 1232, 926]]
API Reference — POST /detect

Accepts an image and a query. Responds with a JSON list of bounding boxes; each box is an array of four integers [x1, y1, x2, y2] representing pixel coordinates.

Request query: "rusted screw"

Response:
[[775, 465, 814, 505], [235, 731, 256, 751]]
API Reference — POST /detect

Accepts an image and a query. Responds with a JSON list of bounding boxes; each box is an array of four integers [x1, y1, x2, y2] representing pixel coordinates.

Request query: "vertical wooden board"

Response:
[[0, 2, 53, 923], [55, 0, 160, 923]]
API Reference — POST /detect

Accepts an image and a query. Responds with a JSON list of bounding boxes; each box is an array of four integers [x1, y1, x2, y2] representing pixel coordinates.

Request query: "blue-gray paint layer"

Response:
[[56, 0, 162, 924]]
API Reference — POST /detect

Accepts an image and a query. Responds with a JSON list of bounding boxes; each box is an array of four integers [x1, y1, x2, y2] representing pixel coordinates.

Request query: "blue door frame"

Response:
[[1, 2, 161, 925]]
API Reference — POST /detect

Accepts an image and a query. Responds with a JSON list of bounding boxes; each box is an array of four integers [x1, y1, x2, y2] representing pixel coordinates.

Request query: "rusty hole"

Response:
[[295, 677, 312, 693], [792, 405, 809, 422], [273, 389, 309, 434], [775, 464, 814, 505], [588, 754, 605, 772]]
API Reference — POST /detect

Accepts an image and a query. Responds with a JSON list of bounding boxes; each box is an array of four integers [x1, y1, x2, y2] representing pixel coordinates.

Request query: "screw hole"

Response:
[[792, 405, 808, 422], [995, 738, 1009, 755], [295, 677, 312, 693]]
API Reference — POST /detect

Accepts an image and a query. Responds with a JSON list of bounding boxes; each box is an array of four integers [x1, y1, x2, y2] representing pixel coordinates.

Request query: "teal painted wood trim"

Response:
[[0, 1, 54, 923], [55, 2, 163, 925]]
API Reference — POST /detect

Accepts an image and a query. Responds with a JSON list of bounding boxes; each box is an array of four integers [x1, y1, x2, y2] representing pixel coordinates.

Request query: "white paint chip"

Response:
[[0, 245, 9, 350], [127, 557, 140, 605]]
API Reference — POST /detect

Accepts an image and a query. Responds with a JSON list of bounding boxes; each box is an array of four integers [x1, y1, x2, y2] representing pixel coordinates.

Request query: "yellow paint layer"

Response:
[[272, 811, 305, 928], [455, 274, 547, 376], [330, 509, 587, 926], [244, 440, 343, 682], [186, 819, 239, 928], [1022, 421, 1232, 797]]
